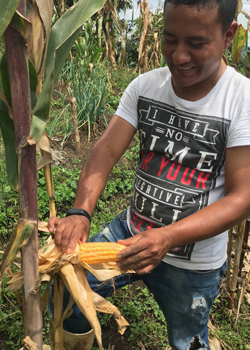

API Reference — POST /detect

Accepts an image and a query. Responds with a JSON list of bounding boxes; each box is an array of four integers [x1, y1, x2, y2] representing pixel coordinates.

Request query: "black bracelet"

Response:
[[66, 208, 91, 223]]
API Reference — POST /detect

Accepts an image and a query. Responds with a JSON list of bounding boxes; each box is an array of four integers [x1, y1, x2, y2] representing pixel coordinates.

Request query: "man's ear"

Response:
[[224, 21, 238, 49]]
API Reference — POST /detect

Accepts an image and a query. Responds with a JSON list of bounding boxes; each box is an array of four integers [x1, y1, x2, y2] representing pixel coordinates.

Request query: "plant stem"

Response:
[[4, 0, 42, 348]]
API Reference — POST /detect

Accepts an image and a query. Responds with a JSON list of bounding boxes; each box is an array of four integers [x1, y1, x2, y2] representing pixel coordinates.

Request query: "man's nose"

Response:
[[172, 43, 191, 65]]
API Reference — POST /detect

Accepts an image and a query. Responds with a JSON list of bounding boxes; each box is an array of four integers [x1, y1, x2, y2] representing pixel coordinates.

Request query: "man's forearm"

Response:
[[72, 146, 117, 215]]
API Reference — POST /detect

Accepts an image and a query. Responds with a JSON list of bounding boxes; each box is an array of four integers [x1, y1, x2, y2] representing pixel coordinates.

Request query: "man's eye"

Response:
[[190, 42, 204, 48], [162, 37, 177, 44]]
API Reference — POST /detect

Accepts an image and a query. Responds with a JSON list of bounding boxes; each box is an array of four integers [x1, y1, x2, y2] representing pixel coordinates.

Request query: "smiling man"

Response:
[[48, 1, 250, 349]]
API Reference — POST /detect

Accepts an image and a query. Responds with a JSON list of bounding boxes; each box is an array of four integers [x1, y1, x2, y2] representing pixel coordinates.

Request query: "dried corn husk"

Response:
[[8, 238, 133, 349]]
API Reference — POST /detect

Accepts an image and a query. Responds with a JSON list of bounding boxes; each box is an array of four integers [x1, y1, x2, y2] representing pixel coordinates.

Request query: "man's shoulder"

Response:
[[227, 66, 250, 87]]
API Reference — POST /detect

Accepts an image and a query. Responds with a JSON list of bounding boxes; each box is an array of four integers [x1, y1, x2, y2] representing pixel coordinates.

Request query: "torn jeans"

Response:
[[48, 209, 226, 350]]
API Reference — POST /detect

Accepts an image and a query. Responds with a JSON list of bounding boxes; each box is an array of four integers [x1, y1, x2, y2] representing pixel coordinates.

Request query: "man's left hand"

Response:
[[116, 228, 171, 274]]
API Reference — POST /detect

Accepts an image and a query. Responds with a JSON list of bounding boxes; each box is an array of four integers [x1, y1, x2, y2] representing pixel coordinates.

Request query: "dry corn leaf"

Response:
[[80, 260, 133, 281], [60, 264, 104, 350], [38, 221, 49, 233], [92, 291, 129, 335], [209, 337, 222, 350], [27, 1, 44, 72], [38, 221, 50, 232], [37, 133, 52, 170], [20, 336, 39, 350], [236, 268, 250, 324], [0, 219, 36, 296]]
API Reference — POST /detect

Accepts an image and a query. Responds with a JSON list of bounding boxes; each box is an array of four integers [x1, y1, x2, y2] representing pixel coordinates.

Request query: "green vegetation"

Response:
[[1, 17, 250, 350], [211, 296, 250, 350], [1, 60, 250, 348], [97, 285, 169, 349]]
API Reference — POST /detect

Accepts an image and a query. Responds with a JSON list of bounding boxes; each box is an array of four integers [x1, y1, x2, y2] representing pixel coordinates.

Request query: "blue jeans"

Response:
[[48, 210, 226, 350]]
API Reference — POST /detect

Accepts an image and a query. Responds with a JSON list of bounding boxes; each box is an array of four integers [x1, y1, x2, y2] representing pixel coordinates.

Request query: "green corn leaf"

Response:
[[30, 0, 106, 143], [0, 0, 20, 38], [232, 24, 247, 66], [0, 95, 18, 191]]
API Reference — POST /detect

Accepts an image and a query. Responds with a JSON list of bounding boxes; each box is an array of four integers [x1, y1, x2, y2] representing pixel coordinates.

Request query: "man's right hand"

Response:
[[48, 215, 90, 254]]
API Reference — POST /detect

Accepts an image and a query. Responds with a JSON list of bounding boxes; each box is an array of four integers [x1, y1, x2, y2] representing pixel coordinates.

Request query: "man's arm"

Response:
[[117, 145, 250, 274], [48, 115, 136, 253]]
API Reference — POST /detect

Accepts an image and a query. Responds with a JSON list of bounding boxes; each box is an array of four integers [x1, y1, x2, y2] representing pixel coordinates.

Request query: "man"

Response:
[[48, 1, 250, 349]]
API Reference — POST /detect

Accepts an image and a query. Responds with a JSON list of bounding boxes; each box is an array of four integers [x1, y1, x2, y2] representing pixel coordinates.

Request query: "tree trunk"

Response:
[[4, 0, 43, 348]]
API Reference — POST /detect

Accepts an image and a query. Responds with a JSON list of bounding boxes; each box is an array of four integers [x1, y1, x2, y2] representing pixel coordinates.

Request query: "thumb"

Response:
[[117, 233, 142, 247], [48, 216, 60, 233]]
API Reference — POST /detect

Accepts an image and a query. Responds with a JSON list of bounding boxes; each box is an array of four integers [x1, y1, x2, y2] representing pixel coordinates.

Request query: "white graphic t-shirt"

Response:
[[115, 66, 250, 270]]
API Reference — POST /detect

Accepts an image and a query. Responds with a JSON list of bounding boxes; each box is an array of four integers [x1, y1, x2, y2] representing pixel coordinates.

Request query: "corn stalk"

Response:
[[137, 0, 150, 74], [148, 32, 161, 69], [4, 0, 43, 347], [228, 221, 246, 311]]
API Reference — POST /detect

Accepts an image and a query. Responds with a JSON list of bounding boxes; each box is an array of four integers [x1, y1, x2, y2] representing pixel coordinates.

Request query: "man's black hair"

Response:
[[163, 0, 237, 33]]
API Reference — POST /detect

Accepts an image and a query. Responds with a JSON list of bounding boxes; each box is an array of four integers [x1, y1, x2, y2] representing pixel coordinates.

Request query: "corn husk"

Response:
[[8, 238, 133, 349]]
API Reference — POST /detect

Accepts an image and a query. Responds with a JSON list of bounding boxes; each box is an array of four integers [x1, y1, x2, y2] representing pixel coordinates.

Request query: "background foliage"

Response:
[[1, 0, 250, 349]]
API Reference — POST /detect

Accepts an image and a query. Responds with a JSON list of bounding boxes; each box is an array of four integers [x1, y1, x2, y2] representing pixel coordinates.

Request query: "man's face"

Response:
[[161, 3, 234, 100]]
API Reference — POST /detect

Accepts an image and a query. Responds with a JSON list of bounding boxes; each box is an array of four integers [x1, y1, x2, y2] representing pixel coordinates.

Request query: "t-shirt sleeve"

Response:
[[227, 97, 250, 148], [115, 77, 139, 129]]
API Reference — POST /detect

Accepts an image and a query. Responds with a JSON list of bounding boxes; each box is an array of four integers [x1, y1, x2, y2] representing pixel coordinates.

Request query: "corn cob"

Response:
[[79, 242, 126, 264]]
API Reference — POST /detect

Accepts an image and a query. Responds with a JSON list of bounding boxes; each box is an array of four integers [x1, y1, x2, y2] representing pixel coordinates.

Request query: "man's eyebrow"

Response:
[[162, 30, 175, 37], [162, 30, 208, 42], [188, 35, 208, 41]]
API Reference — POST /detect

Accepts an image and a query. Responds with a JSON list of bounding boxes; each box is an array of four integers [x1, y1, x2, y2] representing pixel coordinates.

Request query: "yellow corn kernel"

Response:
[[79, 242, 126, 264]]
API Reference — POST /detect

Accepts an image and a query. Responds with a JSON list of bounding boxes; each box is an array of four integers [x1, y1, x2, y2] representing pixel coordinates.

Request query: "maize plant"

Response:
[[0, 0, 106, 348]]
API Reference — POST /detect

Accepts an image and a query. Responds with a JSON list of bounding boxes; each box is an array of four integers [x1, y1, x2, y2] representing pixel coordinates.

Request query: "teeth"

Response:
[[177, 66, 193, 70]]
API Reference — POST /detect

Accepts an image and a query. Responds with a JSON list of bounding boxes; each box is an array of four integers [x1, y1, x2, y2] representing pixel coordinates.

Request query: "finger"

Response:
[[48, 216, 60, 233], [117, 235, 146, 260], [117, 257, 154, 275], [135, 264, 154, 275], [54, 220, 67, 249], [117, 234, 141, 246], [66, 226, 82, 254]]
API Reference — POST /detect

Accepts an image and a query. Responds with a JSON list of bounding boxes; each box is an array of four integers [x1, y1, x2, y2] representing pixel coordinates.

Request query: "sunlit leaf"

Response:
[[232, 24, 247, 66], [36, 0, 54, 91], [27, 2, 44, 72], [30, 0, 107, 143]]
